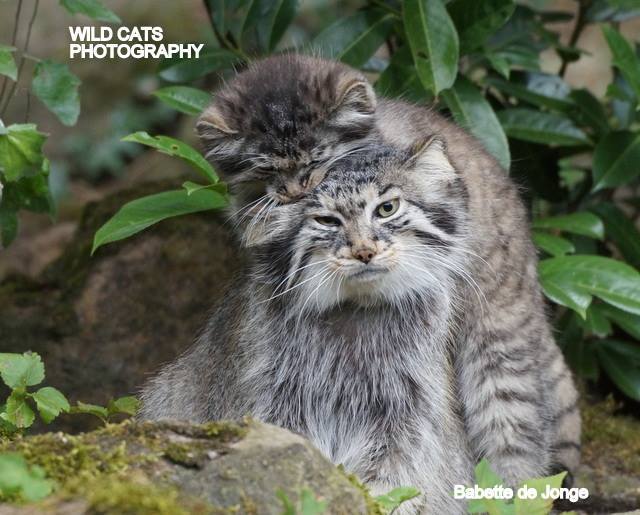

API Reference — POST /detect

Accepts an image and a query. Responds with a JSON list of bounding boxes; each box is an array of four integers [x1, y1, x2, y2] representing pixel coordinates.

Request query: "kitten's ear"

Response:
[[408, 135, 454, 174], [196, 105, 238, 143], [331, 78, 376, 128]]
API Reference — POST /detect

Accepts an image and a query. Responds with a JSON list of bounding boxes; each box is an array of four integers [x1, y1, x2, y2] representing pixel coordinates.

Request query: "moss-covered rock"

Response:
[[0, 420, 373, 514]]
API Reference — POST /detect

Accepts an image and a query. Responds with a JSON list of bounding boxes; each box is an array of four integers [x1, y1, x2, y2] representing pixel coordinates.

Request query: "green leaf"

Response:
[[31, 60, 81, 126], [584, 304, 613, 337], [72, 401, 109, 421], [376, 46, 430, 103], [403, 0, 460, 95], [0, 207, 18, 247], [442, 76, 510, 170], [266, 0, 298, 51], [182, 181, 227, 196], [0, 45, 17, 81], [486, 74, 574, 112], [153, 86, 210, 116], [602, 25, 640, 99], [0, 124, 47, 181], [532, 231, 575, 257], [92, 188, 227, 253], [468, 459, 507, 515], [592, 131, 640, 192], [539, 255, 640, 318], [447, 0, 514, 53], [107, 396, 140, 417], [597, 303, 640, 340], [560, 313, 600, 380], [4, 391, 35, 428], [0, 453, 53, 502], [514, 472, 566, 515], [596, 340, 640, 400], [312, 10, 395, 68], [0, 352, 45, 389], [590, 203, 640, 269], [374, 486, 421, 511], [532, 212, 604, 240], [569, 89, 610, 136], [31, 387, 70, 424], [497, 109, 591, 146], [122, 132, 219, 184], [158, 47, 237, 83], [59, 0, 121, 23]]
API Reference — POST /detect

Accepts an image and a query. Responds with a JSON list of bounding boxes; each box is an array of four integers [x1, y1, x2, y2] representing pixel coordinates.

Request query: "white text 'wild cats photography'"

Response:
[[0, 0, 639, 513]]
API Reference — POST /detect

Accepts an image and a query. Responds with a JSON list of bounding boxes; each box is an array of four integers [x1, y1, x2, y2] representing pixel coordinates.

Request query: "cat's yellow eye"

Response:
[[376, 198, 400, 218], [315, 215, 342, 227]]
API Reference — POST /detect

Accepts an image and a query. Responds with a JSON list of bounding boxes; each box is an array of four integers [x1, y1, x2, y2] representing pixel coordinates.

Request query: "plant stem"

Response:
[[559, 0, 589, 77], [0, 0, 24, 107], [0, 0, 38, 118]]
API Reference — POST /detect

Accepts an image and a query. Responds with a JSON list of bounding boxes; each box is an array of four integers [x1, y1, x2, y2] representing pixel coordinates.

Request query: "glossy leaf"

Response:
[[31, 60, 81, 126], [467, 459, 505, 515], [590, 203, 640, 269], [158, 48, 237, 83], [597, 340, 640, 400], [0, 352, 45, 389], [403, 0, 459, 95], [584, 304, 613, 337], [31, 387, 70, 424], [59, 0, 121, 23], [122, 132, 219, 184], [313, 10, 394, 68], [376, 46, 430, 102], [569, 89, 610, 136], [532, 212, 604, 240], [267, 0, 298, 51], [442, 76, 510, 169], [532, 231, 575, 257], [486, 74, 574, 111], [447, 0, 514, 52], [0, 124, 47, 181], [92, 188, 227, 253], [602, 25, 640, 99], [539, 255, 640, 318], [0, 45, 17, 81], [560, 313, 600, 380], [153, 86, 210, 116], [497, 109, 590, 146], [597, 303, 640, 340], [592, 131, 640, 191]]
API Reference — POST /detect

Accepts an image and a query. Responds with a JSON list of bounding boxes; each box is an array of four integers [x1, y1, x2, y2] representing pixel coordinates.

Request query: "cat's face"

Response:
[[197, 54, 377, 226], [251, 138, 471, 313]]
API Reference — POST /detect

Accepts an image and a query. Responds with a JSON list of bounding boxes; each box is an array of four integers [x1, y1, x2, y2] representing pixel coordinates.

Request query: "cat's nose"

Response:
[[353, 247, 376, 264]]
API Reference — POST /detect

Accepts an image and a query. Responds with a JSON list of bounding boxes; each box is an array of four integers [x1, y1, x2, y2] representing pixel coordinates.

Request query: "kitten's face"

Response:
[[252, 139, 470, 313], [197, 54, 377, 226]]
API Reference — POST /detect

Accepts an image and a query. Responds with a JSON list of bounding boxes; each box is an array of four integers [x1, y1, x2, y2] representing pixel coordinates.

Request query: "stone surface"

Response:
[[0, 419, 373, 514]]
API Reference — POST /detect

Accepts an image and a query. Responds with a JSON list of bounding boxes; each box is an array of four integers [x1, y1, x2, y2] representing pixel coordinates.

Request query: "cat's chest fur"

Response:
[[241, 302, 451, 470]]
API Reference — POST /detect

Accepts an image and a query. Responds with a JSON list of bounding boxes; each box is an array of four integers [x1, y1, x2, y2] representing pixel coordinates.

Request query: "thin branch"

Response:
[[1, 0, 39, 118], [559, 0, 589, 77], [0, 0, 24, 106]]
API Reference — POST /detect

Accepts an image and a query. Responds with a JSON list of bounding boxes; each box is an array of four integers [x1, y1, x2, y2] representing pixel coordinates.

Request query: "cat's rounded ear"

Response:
[[331, 77, 376, 129], [196, 104, 240, 162], [407, 135, 455, 174]]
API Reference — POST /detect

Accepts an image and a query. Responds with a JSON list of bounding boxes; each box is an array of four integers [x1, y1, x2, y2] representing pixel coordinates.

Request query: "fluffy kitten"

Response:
[[194, 54, 581, 485], [197, 54, 378, 243], [140, 141, 476, 513]]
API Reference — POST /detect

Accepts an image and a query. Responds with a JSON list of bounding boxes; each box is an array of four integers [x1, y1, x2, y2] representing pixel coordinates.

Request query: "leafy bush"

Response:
[[92, 0, 640, 402]]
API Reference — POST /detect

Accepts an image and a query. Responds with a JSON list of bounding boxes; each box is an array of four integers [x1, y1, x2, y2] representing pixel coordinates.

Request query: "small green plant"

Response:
[[374, 486, 421, 513], [0, 452, 53, 502], [0, 352, 140, 433], [467, 459, 569, 515], [277, 488, 328, 515]]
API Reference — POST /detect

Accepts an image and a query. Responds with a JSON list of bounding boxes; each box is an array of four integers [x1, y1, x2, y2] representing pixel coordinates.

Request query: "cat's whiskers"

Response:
[[259, 264, 331, 304]]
